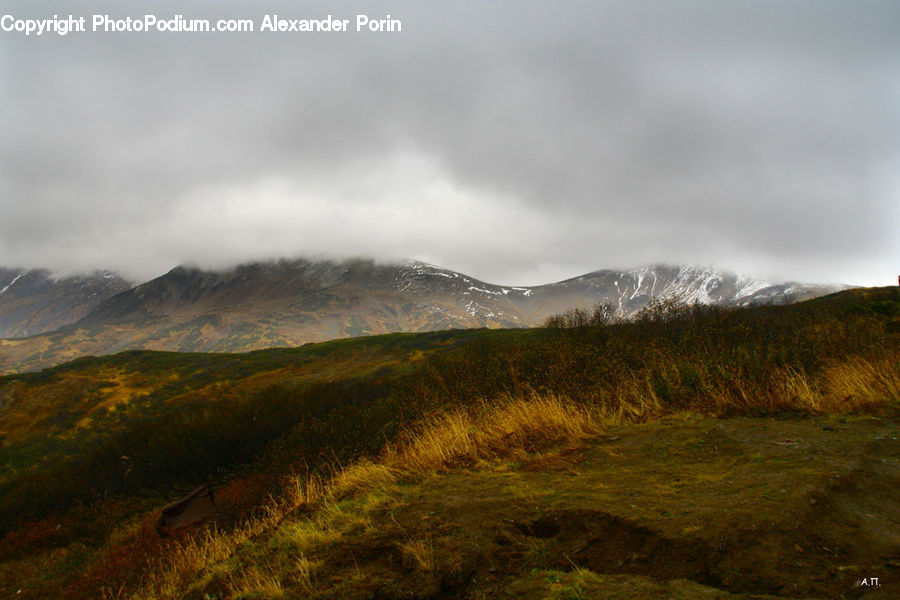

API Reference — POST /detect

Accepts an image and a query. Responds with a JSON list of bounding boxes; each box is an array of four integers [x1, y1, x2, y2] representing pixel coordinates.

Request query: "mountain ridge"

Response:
[[0, 258, 845, 373], [0, 268, 132, 339]]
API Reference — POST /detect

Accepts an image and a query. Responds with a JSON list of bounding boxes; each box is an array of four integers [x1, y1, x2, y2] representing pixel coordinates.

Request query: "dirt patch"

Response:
[[514, 509, 719, 585]]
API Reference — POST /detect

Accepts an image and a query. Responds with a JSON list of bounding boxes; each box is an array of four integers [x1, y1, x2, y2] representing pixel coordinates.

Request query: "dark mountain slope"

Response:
[[0, 268, 131, 338]]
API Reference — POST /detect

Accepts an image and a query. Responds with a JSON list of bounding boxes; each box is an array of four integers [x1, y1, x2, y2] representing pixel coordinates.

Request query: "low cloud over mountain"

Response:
[[0, 257, 842, 373]]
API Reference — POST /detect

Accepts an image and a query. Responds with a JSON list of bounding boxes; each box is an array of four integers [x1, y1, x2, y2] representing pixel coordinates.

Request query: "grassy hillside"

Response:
[[139, 407, 897, 600], [0, 286, 897, 599]]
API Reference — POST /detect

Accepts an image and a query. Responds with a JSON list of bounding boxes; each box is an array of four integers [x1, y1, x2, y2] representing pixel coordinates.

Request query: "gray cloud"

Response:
[[1, 0, 898, 286]]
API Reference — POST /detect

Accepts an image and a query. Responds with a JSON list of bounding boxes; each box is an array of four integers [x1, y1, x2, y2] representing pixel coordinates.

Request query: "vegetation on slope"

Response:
[[133, 402, 899, 600], [0, 286, 897, 598]]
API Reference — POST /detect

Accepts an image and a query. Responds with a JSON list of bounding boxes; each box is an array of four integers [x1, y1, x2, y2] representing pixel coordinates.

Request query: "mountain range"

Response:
[[0, 258, 844, 373]]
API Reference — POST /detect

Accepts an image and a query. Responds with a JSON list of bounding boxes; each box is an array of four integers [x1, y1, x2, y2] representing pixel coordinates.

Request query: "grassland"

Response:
[[0, 286, 897, 599]]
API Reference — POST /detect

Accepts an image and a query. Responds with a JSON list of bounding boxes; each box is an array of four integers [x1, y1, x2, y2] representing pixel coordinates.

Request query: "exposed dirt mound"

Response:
[[515, 509, 718, 584]]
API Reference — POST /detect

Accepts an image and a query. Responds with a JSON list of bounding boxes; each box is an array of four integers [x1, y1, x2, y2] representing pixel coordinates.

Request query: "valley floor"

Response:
[[182, 415, 899, 599]]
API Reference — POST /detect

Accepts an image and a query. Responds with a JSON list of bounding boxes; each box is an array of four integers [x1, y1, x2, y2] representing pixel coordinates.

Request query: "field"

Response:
[[0, 287, 898, 599]]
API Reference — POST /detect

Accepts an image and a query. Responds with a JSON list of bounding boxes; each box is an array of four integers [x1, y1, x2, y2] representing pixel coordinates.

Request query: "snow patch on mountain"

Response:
[[0, 272, 23, 296]]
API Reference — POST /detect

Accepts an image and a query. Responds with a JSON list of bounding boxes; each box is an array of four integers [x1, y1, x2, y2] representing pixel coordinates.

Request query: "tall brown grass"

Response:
[[382, 392, 602, 473], [125, 393, 603, 599], [397, 536, 436, 571], [818, 355, 900, 412]]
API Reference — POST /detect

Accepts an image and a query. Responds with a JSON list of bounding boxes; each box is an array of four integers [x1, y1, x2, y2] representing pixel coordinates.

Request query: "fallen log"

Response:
[[157, 485, 215, 536]]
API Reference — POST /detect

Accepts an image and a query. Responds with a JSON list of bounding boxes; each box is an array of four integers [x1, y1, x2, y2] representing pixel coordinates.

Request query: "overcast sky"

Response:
[[1, 1, 898, 286]]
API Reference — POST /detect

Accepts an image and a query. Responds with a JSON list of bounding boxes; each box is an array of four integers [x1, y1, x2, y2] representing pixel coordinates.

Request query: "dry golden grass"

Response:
[[609, 375, 665, 422], [397, 537, 436, 571], [630, 350, 900, 417], [819, 355, 900, 413], [281, 472, 327, 508], [329, 460, 399, 499], [771, 367, 820, 412], [126, 393, 605, 599], [134, 528, 242, 599], [382, 392, 603, 473], [291, 554, 320, 589], [732, 352, 900, 415], [228, 562, 285, 599], [276, 517, 339, 552]]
